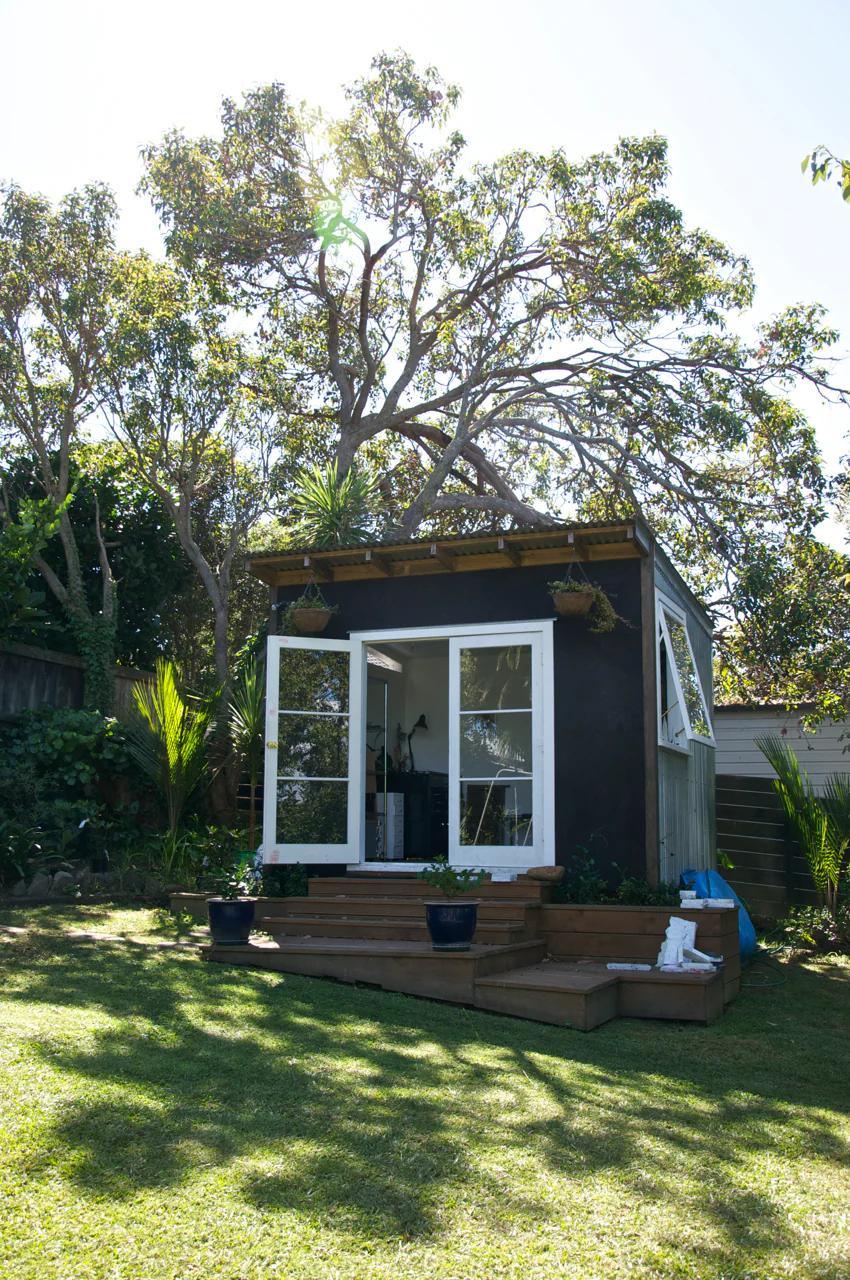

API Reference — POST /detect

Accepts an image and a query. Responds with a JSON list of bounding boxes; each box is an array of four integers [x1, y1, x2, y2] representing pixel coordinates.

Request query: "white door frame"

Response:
[[262, 634, 362, 864], [350, 620, 555, 869]]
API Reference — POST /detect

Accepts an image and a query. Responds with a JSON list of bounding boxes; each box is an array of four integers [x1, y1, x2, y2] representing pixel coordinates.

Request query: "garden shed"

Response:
[[249, 519, 716, 885]]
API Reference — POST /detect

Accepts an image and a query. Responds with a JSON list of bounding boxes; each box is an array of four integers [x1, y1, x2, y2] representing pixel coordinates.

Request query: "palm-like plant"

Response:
[[228, 655, 265, 849], [756, 735, 850, 916], [127, 659, 215, 841], [291, 461, 376, 548]]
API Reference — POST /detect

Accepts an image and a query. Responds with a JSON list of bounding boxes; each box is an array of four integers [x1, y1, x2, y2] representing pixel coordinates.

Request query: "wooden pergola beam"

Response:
[[497, 536, 523, 567], [364, 549, 391, 576], [303, 555, 332, 582], [430, 542, 455, 570]]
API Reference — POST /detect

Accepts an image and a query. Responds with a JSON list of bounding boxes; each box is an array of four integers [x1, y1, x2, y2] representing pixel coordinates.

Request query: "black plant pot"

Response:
[[208, 897, 256, 945], [424, 900, 479, 951]]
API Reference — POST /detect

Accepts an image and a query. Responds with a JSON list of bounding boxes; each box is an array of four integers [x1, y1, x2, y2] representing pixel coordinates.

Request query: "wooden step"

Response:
[[474, 963, 619, 1031], [267, 914, 531, 945], [202, 936, 546, 1004], [309, 875, 550, 902], [257, 895, 537, 924]]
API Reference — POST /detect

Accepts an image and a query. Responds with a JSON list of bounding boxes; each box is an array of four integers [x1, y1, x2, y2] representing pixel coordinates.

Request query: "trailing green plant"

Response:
[[228, 654, 265, 849], [291, 461, 377, 548], [0, 818, 39, 886], [420, 859, 487, 899], [548, 578, 625, 634], [126, 659, 216, 839], [756, 735, 850, 917]]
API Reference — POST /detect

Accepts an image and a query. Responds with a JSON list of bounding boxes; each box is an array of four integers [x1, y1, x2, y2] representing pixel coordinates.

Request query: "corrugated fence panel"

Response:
[[0, 643, 150, 722], [659, 743, 716, 884], [716, 772, 818, 919]]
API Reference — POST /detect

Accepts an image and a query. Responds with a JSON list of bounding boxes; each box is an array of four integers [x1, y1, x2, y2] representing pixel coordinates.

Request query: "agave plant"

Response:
[[228, 655, 265, 849], [756, 735, 850, 916], [127, 660, 216, 840], [291, 460, 377, 548]]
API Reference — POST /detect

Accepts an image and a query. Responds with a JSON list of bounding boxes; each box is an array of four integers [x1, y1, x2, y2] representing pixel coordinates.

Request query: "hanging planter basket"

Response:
[[290, 606, 334, 635], [552, 587, 595, 617]]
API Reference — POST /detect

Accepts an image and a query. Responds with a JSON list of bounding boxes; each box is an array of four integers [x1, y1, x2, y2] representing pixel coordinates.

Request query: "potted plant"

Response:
[[548, 579, 623, 633], [420, 860, 488, 951], [285, 585, 338, 635], [206, 855, 262, 945]]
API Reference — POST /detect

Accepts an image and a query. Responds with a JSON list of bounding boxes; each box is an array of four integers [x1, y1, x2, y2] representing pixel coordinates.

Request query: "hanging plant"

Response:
[[548, 578, 624, 634], [283, 583, 339, 635]]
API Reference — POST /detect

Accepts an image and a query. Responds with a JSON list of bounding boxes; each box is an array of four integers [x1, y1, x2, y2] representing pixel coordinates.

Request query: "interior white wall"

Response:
[[401, 650, 449, 774]]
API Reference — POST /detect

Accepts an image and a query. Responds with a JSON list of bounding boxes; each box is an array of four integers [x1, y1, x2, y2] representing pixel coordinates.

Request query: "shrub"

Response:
[[261, 864, 308, 898], [775, 904, 850, 954], [551, 847, 679, 906]]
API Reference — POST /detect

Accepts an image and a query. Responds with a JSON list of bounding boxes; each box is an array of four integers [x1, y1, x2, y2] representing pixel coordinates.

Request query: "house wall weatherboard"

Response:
[[713, 708, 849, 792], [274, 559, 648, 878]]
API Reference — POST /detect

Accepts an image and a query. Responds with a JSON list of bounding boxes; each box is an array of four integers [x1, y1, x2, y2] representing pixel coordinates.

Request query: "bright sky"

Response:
[[2, 0, 848, 541]]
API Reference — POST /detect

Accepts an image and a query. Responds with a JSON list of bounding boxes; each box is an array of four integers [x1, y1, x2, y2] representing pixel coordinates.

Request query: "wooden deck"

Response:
[[176, 876, 738, 1032]]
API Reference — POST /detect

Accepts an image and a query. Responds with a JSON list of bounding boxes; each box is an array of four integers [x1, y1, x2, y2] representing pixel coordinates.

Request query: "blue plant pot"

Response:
[[425, 900, 479, 951], [208, 898, 256, 945]]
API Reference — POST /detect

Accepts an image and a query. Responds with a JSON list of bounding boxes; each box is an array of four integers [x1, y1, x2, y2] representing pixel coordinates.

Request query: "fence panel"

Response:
[[0, 643, 149, 722], [716, 772, 817, 918]]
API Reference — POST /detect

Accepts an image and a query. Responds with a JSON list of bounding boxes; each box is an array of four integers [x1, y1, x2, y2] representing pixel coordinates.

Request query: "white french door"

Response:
[[262, 635, 362, 864], [448, 632, 544, 869]]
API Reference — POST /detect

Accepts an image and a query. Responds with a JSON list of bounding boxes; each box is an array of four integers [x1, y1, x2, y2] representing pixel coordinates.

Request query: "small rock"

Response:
[[75, 867, 92, 890], [27, 872, 53, 898], [11, 878, 28, 898], [52, 870, 76, 896], [122, 870, 145, 895]]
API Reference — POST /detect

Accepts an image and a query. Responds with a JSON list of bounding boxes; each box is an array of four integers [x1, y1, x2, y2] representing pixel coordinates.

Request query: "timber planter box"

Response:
[[539, 904, 741, 1004]]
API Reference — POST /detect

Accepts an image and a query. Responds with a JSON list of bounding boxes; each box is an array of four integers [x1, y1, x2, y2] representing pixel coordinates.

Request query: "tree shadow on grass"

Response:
[[4, 935, 850, 1264]]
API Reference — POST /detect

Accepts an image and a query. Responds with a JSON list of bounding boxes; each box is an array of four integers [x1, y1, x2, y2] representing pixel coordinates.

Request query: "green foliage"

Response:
[[756, 735, 850, 916], [774, 903, 850, 954], [200, 850, 262, 900], [716, 536, 850, 725], [126, 660, 216, 839], [802, 146, 850, 203], [3, 708, 130, 795], [551, 847, 679, 906], [420, 859, 487, 899], [261, 863, 308, 898], [0, 494, 64, 642], [228, 654, 265, 848], [291, 461, 378, 549]]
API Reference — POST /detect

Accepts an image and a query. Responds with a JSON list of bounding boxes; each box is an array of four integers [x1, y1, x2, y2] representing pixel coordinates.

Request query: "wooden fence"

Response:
[[0, 642, 150, 722], [716, 772, 818, 919]]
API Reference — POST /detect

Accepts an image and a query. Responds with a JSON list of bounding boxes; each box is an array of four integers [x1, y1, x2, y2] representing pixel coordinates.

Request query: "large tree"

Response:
[[0, 185, 123, 709], [141, 53, 845, 596]]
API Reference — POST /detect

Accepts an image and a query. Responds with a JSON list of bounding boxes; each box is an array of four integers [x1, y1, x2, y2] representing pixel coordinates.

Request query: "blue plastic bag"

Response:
[[680, 868, 757, 962]]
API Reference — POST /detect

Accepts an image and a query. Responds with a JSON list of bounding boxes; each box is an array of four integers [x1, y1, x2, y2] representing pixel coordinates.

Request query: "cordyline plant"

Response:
[[140, 51, 846, 597], [127, 659, 216, 842], [756, 734, 850, 917]]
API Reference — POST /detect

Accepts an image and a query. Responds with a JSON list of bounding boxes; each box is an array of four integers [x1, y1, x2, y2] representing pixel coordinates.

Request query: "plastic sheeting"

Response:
[[680, 868, 758, 962]]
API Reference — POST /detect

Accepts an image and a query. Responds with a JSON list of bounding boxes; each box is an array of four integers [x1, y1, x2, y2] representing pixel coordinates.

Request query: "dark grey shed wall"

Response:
[[275, 557, 649, 878]]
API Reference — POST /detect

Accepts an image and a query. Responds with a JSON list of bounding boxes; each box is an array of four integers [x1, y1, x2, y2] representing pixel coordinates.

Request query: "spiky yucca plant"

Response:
[[228, 655, 265, 849], [292, 461, 377, 548], [128, 659, 215, 841], [756, 734, 850, 916]]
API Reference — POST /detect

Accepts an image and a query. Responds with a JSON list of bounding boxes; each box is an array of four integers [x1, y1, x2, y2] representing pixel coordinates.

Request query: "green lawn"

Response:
[[1, 905, 848, 1280]]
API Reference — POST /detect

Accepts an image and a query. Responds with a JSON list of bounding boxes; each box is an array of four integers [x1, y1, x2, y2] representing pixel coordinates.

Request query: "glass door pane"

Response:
[[263, 636, 358, 864], [449, 636, 541, 866]]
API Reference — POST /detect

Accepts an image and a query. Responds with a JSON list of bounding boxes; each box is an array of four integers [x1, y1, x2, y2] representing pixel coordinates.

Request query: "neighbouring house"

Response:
[[248, 520, 716, 886], [713, 704, 848, 791]]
